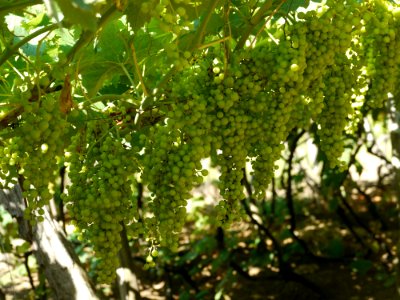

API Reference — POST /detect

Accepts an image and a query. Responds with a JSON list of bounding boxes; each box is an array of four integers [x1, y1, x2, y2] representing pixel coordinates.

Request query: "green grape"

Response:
[[151, 249, 159, 257], [0, 93, 69, 220], [360, 0, 398, 108], [64, 119, 139, 283]]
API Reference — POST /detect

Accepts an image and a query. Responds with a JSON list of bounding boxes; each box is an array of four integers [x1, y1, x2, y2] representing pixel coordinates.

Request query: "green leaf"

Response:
[[80, 21, 128, 97], [57, 27, 80, 48], [293, 173, 305, 183], [196, 236, 217, 253], [25, 12, 49, 28], [195, 291, 209, 299], [231, 0, 252, 19], [16, 241, 30, 254], [351, 259, 373, 275], [177, 32, 196, 51], [1, 237, 12, 253], [125, 1, 151, 32], [134, 27, 171, 61], [328, 197, 339, 212], [181, 250, 199, 262], [354, 160, 363, 175], [229, 10, 247, 39], [325, 238, 345, 258], [96, 20, 126, 61], [205, 13, 224, 35], [279, 0, 313, 15], [79, 59, 123, 97], [179, 290, 191, 300], [383, 276, 396, 288], [211, 250, 229, 272], [66, 109, 87, 129], [54, 0, 97, 31]]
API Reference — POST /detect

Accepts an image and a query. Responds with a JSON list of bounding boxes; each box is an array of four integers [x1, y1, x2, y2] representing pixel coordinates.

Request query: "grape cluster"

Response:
[[140, 0, 400, 237], [140, 71, 212, 249], [0, 93, 68, 221], [64, 120, 138, 283], [64, 0, 400, 282], [2, 0, 399, 285], [361, 0, 399, 108], [292, 1, 362, 167]]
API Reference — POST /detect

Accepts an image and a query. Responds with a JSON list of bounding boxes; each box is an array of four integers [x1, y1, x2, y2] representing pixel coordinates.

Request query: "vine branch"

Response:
[[130, 42, 149, 97], [0, 0, 41, 14], [0, 23, 58, 67]]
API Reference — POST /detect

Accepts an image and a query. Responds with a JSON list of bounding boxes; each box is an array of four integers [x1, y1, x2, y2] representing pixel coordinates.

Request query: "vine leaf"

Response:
[[53, 0, 97, 31], [96, 20, 126, 61], [125, 1, 151, 32], [80, 62, 122, 97], [273, 0, 313, 20]]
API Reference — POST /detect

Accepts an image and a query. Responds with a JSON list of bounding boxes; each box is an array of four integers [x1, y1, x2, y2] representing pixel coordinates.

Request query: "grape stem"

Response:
[[197, 36, 231, 50], [130, 42, 149, 97]]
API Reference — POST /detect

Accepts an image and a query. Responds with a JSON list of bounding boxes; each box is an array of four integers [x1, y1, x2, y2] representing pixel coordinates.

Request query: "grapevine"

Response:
[[0, 0, 398, 282]]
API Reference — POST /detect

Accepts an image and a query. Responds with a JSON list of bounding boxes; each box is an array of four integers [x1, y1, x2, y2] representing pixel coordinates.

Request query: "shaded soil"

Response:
[[229, 263, 398, 300]]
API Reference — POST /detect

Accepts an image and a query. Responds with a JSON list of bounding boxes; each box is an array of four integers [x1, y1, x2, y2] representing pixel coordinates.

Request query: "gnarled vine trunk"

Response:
[[0, 185, 99, 300]]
